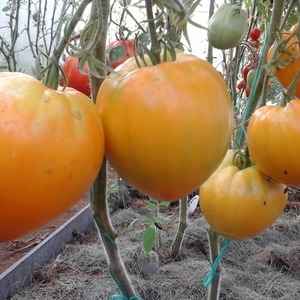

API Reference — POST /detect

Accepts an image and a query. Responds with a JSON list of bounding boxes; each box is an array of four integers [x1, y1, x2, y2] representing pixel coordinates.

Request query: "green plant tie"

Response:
[[109, 295, 143, 300], [203, 239, 231, 288]]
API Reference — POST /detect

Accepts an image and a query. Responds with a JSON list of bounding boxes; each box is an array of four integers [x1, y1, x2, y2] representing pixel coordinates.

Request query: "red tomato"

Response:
[[237, 78, 246, 90], [249, 28, 261, 41], [60, 56, 91, 97], [245, 86, 251, 97], [106, 39, 134, 70]]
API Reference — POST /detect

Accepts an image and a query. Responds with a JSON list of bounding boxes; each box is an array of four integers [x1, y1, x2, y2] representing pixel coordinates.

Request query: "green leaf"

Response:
[[146, 203, 157, 210], [140, 218, 155, 225], [257, 3, 267, 14], [142, 227, 156, 253], [160, 201, 171, 207]]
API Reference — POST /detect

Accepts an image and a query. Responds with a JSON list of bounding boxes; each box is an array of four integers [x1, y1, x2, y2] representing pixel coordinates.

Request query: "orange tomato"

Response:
[[200, 151, 287, 240], [0, 72, 104, 241], [96, 52, 233, 201], [267, 24, 300, 98], [247, 99, 300, 186]]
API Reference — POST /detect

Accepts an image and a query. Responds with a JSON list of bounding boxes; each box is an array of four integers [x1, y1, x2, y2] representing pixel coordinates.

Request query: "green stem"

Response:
[[44, 0, 93, 89], [171, 197, 188, 258], [89, 0, 138, 297], [236, 0, 286, 149], [145, 0, 161, 63], [207, 228, 220, 300], [206, 0, 215, 64]]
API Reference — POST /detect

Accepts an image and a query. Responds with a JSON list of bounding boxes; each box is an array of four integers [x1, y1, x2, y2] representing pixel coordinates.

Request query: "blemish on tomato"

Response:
[[284, 170, 288, 175]]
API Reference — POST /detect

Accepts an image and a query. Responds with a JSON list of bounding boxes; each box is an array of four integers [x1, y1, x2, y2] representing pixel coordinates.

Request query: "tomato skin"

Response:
[[106, 39, 134, 70], [207, 4, 248, 50], [237, 78, 246, 90], [60, 56, 91, 97], [97, 52, 233, 201], [249, 28, 261, 41], [267, 24, 300, 98], [200, 152, 287, 240], [247, 99, 300, 186], [0, 72, 105, 241]]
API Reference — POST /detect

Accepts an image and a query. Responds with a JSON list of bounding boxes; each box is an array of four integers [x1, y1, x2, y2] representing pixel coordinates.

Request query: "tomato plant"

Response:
[[247, 99, 300, 186], [96, 52, 233, 201], [106, 39, 134, 70], [207, 3, 248, 50], [267, 24, 300, 98], [0, 72, 105, 241], [200, 151, 287, 240], [60, 56, 91, 97]]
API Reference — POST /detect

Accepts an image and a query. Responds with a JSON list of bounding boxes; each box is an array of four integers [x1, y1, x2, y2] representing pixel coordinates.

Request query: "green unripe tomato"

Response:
[[207, 4, 248, 50]]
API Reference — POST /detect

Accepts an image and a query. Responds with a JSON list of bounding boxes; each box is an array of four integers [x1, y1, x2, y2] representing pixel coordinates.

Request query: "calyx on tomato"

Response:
[[96, 52, 234, 201], [0, 72, 105, 241], [207, 3, 248, 50], [200, 150, 287, 240], [247, 99, 300, 186]]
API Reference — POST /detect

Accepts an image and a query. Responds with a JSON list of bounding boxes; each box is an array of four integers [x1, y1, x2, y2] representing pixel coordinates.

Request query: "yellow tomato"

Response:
[[96, 52, 233, 201], [0, 72, 104, 241], [247, 99, 300, 186], [200, 153, 287, 240]]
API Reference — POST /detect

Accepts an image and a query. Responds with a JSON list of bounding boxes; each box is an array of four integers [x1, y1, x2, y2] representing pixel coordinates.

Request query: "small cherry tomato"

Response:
[[249, 28, 261, 41], [237, 78, 246, 90]]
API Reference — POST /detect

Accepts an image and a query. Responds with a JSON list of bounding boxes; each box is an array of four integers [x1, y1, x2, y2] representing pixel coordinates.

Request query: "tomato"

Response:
[[247, 99, 300, 186], [0, 72, 105, 241], [96, 52, 233, 201], [249, 28, 261, 41], [106, 39, 134, 70], [60, 56, 91, 97], [246, 69, 257, 88], [244, 86, 251, 97], [207, 3, 248, 50], [242, 64, 253, 81], [237, 78, 246, 90], [267, 24, 300, 98], [200, 151, 287, 240]]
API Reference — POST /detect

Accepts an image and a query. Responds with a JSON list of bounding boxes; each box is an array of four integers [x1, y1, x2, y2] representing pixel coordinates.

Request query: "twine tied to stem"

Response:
[[109, 295, 143, 300], [203, 239, 232, 288]]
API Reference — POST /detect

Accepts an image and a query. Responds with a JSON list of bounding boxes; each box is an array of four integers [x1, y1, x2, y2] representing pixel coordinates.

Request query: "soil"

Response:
[[3, 178, 300, 300]]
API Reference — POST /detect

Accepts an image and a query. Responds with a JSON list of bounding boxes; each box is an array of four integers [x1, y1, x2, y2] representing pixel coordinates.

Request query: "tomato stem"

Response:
[[89, 0, 139, 298], [44, 0, 93, 89], [145, 0, 161, 64], [236, 0, 286, 149]]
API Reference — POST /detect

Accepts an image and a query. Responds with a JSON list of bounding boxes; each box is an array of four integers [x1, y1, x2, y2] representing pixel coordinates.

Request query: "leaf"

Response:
[[140, 217, 155, 225], [142, 227, 156, 253], [160, 201, 171, 207], [146, 203, 157, 210]]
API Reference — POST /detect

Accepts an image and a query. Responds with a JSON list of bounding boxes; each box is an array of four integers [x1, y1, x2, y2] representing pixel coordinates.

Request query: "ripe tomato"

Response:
[[237, 78, 246, 90], [247, 99, 300, 186], [0, 72, 105, 241], [200, 151, 287, 240], [96, 52, 233, 201], [249, 28, 261, 41], [207, 3, 248, 50], [267, 24, 300, 98], [106, 39, 134, 70], [60, 56, 91, 97]]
